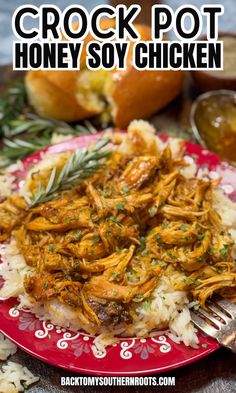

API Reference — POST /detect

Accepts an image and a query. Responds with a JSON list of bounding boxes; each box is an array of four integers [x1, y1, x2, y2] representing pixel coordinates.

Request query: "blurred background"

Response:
[[0, 0, 236, 65]]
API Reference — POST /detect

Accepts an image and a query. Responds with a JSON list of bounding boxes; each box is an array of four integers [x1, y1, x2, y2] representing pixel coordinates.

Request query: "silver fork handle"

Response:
[[218, 329, 236, 354]]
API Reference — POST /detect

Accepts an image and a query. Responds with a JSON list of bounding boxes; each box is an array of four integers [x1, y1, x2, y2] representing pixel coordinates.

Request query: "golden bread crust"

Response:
[[25, 20, 184, 125]]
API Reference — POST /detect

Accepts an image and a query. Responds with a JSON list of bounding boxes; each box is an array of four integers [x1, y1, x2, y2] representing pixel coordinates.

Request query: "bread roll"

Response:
[[25, 20, 184, 128]]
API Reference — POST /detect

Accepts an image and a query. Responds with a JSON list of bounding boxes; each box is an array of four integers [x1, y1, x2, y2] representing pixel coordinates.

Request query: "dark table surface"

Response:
[[0, 65, 236, 393]]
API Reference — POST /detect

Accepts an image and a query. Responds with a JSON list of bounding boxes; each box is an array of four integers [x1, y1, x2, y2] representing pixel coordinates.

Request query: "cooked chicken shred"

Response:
[[0, 125, 235, 335]]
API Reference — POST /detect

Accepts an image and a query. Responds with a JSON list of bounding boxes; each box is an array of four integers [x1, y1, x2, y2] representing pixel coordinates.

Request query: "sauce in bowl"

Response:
[[191, 91, 236, 163]]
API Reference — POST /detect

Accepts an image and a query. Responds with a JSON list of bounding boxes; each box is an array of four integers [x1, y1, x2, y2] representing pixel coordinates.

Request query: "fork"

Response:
[[190, 294, 236, 353]]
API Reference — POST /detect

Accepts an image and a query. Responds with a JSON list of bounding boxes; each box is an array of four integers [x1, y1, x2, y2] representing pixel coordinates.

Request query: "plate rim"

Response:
[[0, 327, 220, 375], [1, 132, 230, 375]]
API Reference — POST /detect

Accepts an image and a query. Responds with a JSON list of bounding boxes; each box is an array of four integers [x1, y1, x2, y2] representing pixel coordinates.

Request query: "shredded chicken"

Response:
[[0, 126, 236, 335]]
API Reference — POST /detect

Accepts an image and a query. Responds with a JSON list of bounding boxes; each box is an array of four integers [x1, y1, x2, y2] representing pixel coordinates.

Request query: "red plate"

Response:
[[1, 133, 236, 375]]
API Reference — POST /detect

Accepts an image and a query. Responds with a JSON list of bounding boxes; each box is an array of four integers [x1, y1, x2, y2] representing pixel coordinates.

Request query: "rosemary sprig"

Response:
[[0, 116, 98, 165], [0, 80, 96, 138], [0, 81, 99, 166], [25, 138, 111, 208], [4, 114, 97, 138], [0, 80, 27, 136], [2, 136, 51, 161]]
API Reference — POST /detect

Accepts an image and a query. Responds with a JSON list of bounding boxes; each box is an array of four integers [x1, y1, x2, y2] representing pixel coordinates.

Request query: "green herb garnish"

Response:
[[143, 299, 152, 310], [148, 206, 157, 217], [194, 302, 200, 310], [0, 80, 27, 137], [139, 236, 146, 245], [24, 138, 111, 208], [122, 186, 130, 194], [0, 117, 97, 165], [112, 271, 121, 278], [134, 294, 144, 301], [92, 235, 100, 245], [219, 243, 233, 257], [198, 233, 205, 240], [115, 202, 125, 211], [151, 259, 158, 266]]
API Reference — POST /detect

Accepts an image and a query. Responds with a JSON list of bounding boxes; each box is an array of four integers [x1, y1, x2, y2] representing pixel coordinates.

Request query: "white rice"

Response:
[[127, 274, 199, 348], [20, 151, 69, 197], [0, 241, 31, 299], [0, 334, 17, 361], [0, 172, 16, 199], [0, 361, 39, 393], [0, 121, 235, 355], [0, 161, 39, 393], [180, 156, 197, 179], [0, 238, 199, 350], [0, 334, 39, 393], [0, 160, 25, 200], [213, 189, 236, 241]]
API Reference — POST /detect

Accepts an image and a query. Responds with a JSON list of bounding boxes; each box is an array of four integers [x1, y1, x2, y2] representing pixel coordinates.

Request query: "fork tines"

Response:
[[190, 295, 236, 353]]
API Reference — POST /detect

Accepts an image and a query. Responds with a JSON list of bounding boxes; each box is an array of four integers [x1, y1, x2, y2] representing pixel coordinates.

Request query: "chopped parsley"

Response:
[[198, 233, 205, 240], [134, 294, 144, 301], [122, 186, 130, 194], [151, 259, 158, 266], [194, 302, 200, 310], [220, 248, 228, 256], [148, 206, 157, 217], [74, 231, 81, 240], [192, 279, 201, 286], [112, 271, 121, 278], [143, 299, 152, 310], [166, 251, 177, 259], [197, 255, 204, 261], [160, 261, 167, 268], [162, 222, 169, 229], [115, 202, 125, 210], [219, 243, 233, 257], [179, 224, 187, 231], [139, 236, 146, 246], [141, 249, 149, 256], [110, 216, 120, 224], [91, 235, 100, 245]]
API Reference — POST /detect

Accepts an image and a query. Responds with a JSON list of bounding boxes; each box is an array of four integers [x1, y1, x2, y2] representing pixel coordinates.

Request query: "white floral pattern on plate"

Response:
[[0, 135, 225, 375], [9, 306, 172, 360]]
